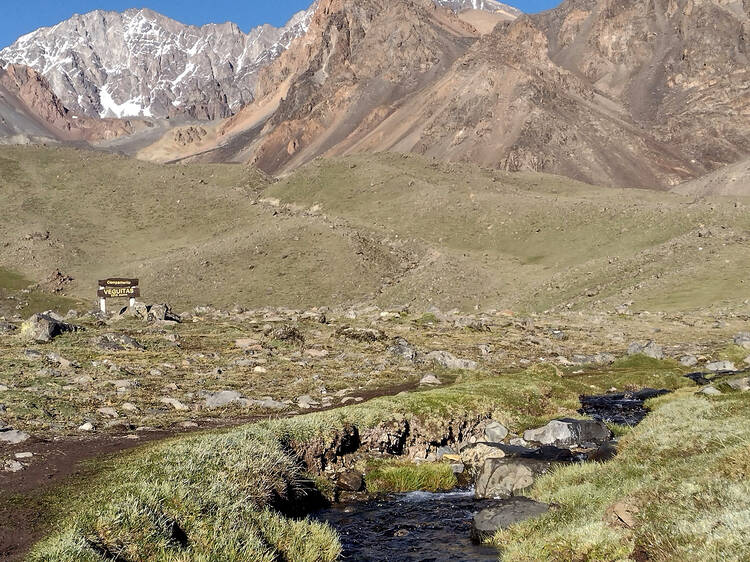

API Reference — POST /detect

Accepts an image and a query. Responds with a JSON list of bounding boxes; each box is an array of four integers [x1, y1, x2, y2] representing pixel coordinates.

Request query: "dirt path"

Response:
[[0, 382, 417, 560]]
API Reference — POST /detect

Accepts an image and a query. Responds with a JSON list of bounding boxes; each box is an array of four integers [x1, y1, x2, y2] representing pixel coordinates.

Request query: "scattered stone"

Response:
[[249, 397, 287, 410], [305, 348, 329, 358], [604, 501, 640, 529], [178, 421, 199, 428], [112, 379, 136, 391], [253, 366, 267, 374], [205, 390, 242, 409], [0, 321, 17, 333], [121, 402, 138, 412], [24, 349, 43, 361], [20, 313, 79, 343], [627, 341, 664, 359], [0, 429, 31, 444], [0, 385, 8, 392], [460, 443, 506, 467], [700, 386, 722, 396], [97, 407, 119, 419], [726, 377, 750, 392], [78, 422, 94, 431], [475, 458, 553, 499], [96, 333, 145, 351], [425, 350, 477, 370], [4, 460, 25, 473], [14, 452, 33, 459], [148, 304, 181, 323], [160, 397, 189, 411], [734, 333, 750, 349], [523, 419, 612, 449], [680, 355, 699, 367], [570, 353, 616, 366], [235, 338, 261, 350], [419, 374, 442, 386], [297, 395, 320, 409], [271, 325, 305, 344], [388, 338, 417, 361], [451, 463, 465, 474], [472, 497, 550, 541], [336, 326, 386, 342], [484, 421, 509, 443], [338, 471, 364, 492], [706, 360, 735, 372]]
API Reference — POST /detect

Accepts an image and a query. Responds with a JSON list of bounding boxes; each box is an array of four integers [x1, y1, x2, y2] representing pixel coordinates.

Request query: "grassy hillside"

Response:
[[1, 146, 749, 313]]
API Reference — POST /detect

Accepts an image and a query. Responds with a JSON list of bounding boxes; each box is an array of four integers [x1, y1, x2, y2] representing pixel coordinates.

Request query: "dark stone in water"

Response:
[[338, 470, 364, 492], [579, 388, 670, 426], [315, 490, 502, 561], [471, 497, 550, 542]]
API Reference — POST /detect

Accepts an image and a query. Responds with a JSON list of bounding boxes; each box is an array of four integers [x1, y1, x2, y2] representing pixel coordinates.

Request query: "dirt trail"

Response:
[[0, 382, 417, 560]]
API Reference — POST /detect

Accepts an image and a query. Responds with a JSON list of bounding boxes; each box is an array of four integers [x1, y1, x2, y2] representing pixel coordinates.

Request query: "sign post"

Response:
[[97, 278, 140, 314]]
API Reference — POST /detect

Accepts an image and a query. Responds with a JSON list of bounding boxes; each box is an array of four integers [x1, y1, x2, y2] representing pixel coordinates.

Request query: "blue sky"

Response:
[[0, 0, 553, 50]]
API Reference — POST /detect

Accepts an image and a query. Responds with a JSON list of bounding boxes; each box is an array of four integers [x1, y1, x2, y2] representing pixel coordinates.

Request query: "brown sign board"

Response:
[[97, 278, 140, 299]]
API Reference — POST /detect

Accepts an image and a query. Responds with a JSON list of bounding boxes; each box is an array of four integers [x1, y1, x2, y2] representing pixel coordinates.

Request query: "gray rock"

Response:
[[388, 338, 417, 362], [451, 463, 465, 474], [734, 333, 750, 349], [628, 341, 663, 359], [21, 313, 79, 343], [425, 350, 477, 370], [680, 355, 698, 367], [0, 321, 17, 333], [419, 374, 442, 386], [523, 419, 612, 449], [726, 377, 750, 392], [0, 429, 31, 444], [160, 397, 189, 411], [148, 304, 181, 323], [335, 326, 385, 342], [706, 360, 735, 372], [78, 422, 94, 431], [0, 385, 9, 392], [700, 386, 722, 396], [435, 446, 458, 460], [97, 407, 119, 419], [297, 394, 319, 409], [460, 442, 506, 467], [570, 353, 616, 366], [250, 397, 287, 410], [205, 390, 243, 409], [471, 497, 549, 540], [96, 333, 145, 351], [338, 471, 363, 492], [4, 460, 25, 473], [475, 458, 553, 499], [484, 421, 509, 443]]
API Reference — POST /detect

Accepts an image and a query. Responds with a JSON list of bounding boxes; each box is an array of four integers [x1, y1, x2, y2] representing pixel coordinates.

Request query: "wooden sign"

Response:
[[97, 278, 140, 313]]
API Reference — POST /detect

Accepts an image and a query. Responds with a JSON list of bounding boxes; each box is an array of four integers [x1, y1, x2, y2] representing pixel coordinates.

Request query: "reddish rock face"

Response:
[[214, 0, 749, 189]]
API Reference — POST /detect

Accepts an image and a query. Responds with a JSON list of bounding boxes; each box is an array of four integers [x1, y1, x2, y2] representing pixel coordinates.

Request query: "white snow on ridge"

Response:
[[99, 84, 151, 118]]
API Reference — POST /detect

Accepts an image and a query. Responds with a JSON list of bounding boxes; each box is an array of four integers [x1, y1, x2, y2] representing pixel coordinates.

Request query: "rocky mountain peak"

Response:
[[0, 5, 317, 120]]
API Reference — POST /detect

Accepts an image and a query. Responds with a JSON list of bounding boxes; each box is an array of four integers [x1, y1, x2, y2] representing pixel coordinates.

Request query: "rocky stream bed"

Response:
[[313, 389, 669, 560]]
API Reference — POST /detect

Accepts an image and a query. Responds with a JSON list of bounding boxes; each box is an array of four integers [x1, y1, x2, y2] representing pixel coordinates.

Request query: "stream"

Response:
[[314, 389, 669, 560]]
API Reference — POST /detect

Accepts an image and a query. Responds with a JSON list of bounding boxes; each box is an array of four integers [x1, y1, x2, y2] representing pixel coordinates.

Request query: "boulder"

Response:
[[726, 377, 750, 392], [205, 390, 243, 409], [388, 338, 417, 361], [338, 471, 364, 492], [272, 325, 305, 344], [484, 421, 509, 443], [475, 457, 553, 499], [0, 321, 17, 334], [335, 326, 386, 342], [700, 386, 722, 396], [97, 407, 119, 419], [96, 333, 145, 351], [20, 313, 78, 343], [680, 355, 698, 367], [160, 397, 189, 411], [419, 374, 442, 386], [297, 395, 320, 409], [425, 350, 477, 370], [148, 304, 181, 323], [523, 419, 612, 449], [627, 341, 664, 359], [471, 497, 550, 541], [706, 360, 735, 372], [0, 429, 31, 444], [460, 443, 506, 467], [734, 333, 750, 349]]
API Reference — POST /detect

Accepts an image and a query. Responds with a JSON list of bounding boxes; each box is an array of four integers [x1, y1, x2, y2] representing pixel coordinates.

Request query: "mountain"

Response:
[[0, 63, 139, 143], [0, 6, 316, 120], [167, 0, 748, 189]]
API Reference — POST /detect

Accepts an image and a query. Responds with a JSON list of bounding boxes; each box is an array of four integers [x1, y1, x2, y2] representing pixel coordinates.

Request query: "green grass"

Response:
[[27, 358, 696, 560], [493, 390, 750, 561], [365, 460, 457, 493]]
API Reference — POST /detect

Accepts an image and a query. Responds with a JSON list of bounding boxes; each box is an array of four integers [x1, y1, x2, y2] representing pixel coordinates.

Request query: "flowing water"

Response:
[[315, 489, 501, 561]]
